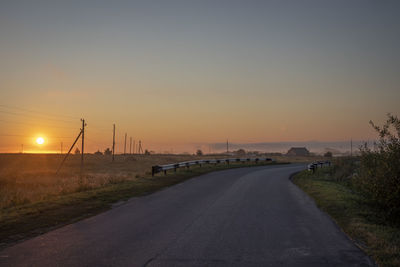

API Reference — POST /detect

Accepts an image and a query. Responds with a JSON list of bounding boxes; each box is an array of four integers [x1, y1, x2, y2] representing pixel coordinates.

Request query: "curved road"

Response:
[[0, 164, 373, 266]]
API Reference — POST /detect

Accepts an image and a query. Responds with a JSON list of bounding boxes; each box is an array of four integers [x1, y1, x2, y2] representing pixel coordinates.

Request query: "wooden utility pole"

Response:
[[124, 133, 127, 155], [129, 137, 132, 154], [350, 139, 353, 157], [138, 140, 143, 154], [56, 120, 83, 174], [81, 119, 86, 174], [112, 124, 115, 162]]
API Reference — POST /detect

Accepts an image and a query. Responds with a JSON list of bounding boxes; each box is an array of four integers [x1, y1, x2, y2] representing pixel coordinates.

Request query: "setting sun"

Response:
[[36, 137, 45, 145]]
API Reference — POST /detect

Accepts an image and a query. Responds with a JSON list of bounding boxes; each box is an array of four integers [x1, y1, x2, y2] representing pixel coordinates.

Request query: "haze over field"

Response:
[[1, 0, 399, 153]]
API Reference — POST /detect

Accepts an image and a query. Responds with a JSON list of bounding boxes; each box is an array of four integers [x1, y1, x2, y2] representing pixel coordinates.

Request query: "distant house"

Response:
[[287, 147, 310, 156]]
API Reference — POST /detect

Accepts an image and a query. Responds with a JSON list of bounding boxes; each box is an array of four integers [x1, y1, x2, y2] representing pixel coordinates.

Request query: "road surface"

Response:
[[0, 164, 373, 266]]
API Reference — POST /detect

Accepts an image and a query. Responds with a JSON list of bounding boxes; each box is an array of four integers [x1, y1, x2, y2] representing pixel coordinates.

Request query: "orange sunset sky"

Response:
[[1, 1, 399, 153]]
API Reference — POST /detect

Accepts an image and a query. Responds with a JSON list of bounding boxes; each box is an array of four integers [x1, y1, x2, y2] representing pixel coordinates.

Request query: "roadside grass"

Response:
[[0, 154, 220, 209], [292, 169, 400, 267], [0, 160, 286, 250]]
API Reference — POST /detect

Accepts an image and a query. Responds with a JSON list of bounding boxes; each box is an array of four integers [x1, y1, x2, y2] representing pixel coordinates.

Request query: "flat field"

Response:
[[0, 153, 218, 209]]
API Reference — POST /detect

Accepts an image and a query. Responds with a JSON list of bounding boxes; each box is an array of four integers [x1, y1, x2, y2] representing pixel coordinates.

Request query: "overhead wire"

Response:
[[0, 134, 74, 139], [0, 109, 78, 124], [0, 119, 78, 129], [0, 104, 80, 120]]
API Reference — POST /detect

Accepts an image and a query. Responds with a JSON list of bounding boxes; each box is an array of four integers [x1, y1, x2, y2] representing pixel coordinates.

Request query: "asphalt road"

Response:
[[0, 164, 373, 266]]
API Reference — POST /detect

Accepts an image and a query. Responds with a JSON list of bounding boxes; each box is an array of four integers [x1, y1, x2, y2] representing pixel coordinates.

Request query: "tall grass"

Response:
[[0, 154, 215, 209]]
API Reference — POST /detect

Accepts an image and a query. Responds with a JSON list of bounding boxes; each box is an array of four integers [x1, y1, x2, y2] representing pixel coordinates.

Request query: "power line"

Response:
[[0, 134, 74, 138], [0, 104, 80, 120], [0, 109, 77, 124], [0, 119, 78, 129]]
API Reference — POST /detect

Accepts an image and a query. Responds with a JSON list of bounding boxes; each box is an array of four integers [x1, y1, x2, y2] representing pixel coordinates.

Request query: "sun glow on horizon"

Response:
[[36, 137, 45, 145]]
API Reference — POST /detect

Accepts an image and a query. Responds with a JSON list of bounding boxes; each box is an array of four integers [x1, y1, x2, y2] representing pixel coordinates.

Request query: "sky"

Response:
[[1, 0, 400, 153]]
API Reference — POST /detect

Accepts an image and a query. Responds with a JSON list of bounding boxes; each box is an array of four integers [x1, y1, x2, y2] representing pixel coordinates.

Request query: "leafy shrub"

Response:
[[355, 114, 400, 221], [331, 156, 358, 182]]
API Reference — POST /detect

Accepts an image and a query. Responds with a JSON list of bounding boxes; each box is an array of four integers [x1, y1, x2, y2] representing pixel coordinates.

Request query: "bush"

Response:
[[355, 113, 400, 221], [331, 156, 358, 182], [104, 148, 112, 155]]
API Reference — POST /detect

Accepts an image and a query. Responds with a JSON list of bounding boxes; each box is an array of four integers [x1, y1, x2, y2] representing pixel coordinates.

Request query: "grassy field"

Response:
[[0, 153, 217, 209], [292, 168, 400, 267]]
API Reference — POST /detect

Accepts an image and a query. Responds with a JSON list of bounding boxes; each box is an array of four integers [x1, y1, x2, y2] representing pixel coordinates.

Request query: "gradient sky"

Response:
[[1, 0, 400, 153]]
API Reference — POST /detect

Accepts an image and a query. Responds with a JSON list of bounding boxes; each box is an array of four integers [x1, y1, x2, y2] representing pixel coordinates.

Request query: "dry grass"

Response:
[[0, 154, 217, 209]]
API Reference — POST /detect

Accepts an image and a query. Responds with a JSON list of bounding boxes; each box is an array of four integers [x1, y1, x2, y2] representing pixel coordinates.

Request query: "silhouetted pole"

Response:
[[56, 128, 82, 174], [226, 139, 229, 153], [138, 140, 143, 154], [112, 124, 115, 162], [350, 139, 353, 157], [81, 119, 86, 174], [124, 133, 127, 155], [133, 140, 135, 155], [130, 137, 132, 154]]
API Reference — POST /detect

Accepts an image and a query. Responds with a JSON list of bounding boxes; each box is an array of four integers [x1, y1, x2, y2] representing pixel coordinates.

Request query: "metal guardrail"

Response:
[[307, 161, 331, 173], [152, 157, 274, 176]]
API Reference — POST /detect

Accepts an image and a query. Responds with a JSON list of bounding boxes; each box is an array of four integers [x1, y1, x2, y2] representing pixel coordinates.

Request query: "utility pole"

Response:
[[138, 140, 143, 154], [112, 124, 116, 162], [350, 138, 353, 157], [133, 140, 135, 155], [226, 139, 229, 153], [124, 133, 127, 155], [129, 137, 132, 154], [56, 120, 83, 174], [81, 119, 86, 174]]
